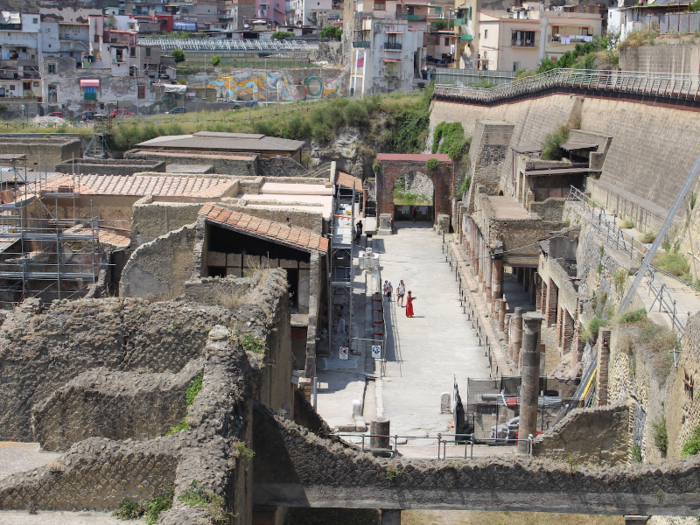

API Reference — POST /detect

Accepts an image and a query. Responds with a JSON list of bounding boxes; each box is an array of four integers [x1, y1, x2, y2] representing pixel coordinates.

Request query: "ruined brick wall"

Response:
[[532, 402, 633, 465], [125, 149, 259, 176], [0, 298, 229, 441], [32, 358, 204, 451], [0, 137, 81, 171], [529, 198, 566, 221], [131, 197, 203, 246], [119, 224, 197, 300], [259, 156, 310, 178], [55, 159, 166, 176]]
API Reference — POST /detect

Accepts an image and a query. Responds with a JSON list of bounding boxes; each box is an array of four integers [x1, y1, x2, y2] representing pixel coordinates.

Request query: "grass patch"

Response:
[[214, 286, 248, 310], [631, 444, 642, 463], [617, 318, 677, 383], [652, 418, 668, 453], [179, 480, 230, 522], [654, 251, 690, 277], [166, 376, 203, 435], [112, 499, 143, 520], [620, 220, 635, 229], [385, 466, 407, 481], [112, 487, 174, 524], [619, 308, 647, 324], [233, 441, 255, 460], [579, 316, 605, 342], [431, 121, 470, 159], [681, 425, 700, 457], [453, 175, 471, 200], [641, 231, 656, 244], [394, 189, 432, 206], [240, 333, 266, 355]]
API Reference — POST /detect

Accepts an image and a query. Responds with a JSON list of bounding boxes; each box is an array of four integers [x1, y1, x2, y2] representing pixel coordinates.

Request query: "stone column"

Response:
[[491, 256, 503, 312], [504, 314, 511, 346], [596, 327, 612, 406], [497, 299, 506, 332], [510, 307, 524, 363], [518, 312, 545, 454], [381, 510, 402, 525]]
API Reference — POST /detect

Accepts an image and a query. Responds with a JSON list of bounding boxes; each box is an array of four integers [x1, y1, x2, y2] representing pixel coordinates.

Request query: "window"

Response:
[[23, 82, 30, 90], [46, 27, 51, 32], [130, 46, 136, 57], [444, 37, 449, 46], [582, 27, 590, 36], [374, 2, 385, 9], [138, 85, 145, 99], [9, 85, 15, 90], [552, 25, 559, 35], [512, 30, 535, 47], [48, 44, 51, 48], [484, 29, 488, 38], [48, 63, 56, 74], [32, 18, 38, 24], [468, 6, 472, 19], [94, 34, 100, 42], [513, 61, 520, 71], [145, 47, 151, 57]]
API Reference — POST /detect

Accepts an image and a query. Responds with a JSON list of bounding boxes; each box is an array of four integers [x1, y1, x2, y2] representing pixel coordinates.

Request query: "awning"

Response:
[[560, 141, 598, 151], [163, 84, 187, 93], [382, 58, 402, 62], [79, 79, 100, 88]]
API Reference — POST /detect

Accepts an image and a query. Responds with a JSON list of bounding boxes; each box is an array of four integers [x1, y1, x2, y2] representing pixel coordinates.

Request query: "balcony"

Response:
[[353, 40, 371, 48], [84, 92, 97, 100], [407, 14, 425, 21], [460, 34, 473, 40], [511, 39, 536, 47], [384, 42, 402, 50]]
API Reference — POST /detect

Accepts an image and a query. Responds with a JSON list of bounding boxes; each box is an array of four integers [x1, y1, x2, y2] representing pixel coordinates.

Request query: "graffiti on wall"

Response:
[[206, 70, 346, 101]]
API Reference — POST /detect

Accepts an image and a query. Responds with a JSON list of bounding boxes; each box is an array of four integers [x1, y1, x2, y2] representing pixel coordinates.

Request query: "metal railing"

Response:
[[434, 68, 700, 103], [384, 42, 403, 50], [334, 432, 533, 459], [567, 186, 647, 263], [647, 267, 689, 338], [138, 38, 319, 51]]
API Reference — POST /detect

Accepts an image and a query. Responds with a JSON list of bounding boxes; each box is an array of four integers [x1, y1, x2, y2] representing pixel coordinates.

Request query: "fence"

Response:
[[334, 432, 533, 459], [434, 68, 700, 103], [647, 267, 689, 341], [434, 68, 516, 88], [639, 12, 700, 34], [567, 185, 647, 264], [138, 38, 319, 51]]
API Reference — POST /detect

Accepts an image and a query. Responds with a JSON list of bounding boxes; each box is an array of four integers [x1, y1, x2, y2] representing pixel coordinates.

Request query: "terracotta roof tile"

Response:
[[199, 204, 328, 254], [336, 171, 363, 191]]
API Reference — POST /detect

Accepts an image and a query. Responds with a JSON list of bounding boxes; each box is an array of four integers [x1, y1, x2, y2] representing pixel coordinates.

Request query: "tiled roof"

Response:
[[336, 171, 362, 191], [70, 229, 131, 248], [41, 174, 237, 199], [136, 131, 305, 153], [376, 153, 452, 163], [200, 203, 328, 254]]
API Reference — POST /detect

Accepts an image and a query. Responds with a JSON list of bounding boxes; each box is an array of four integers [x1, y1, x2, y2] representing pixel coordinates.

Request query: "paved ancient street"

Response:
[[375, 222, 490, 436]]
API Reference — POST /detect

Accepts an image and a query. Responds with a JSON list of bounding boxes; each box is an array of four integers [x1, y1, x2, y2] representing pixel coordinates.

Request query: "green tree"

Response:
[[319, 26, 342, 41], [272, 31, 294, 40], [432, 19, 448, 31], [171, 49, 185, 63], [210, 55, 220, 66]]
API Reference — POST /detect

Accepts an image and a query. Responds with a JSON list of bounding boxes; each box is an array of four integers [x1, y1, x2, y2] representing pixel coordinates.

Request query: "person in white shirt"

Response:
[[397, 280, 406, 307]]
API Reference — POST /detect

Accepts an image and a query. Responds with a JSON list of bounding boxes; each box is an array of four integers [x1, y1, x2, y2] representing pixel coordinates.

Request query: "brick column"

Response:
[[556, 306, 564, 350], [539, 280, 548, 315], [545, 279, 558, 327], [562, 310, 574, 355], [497, 299, 506, 332], [492, 256, 503, 310], [518, 312, 545, 454], [510, 307, 524, 363], [596, 326, 612, 406], [485, 252, 493, 304], [504, 314, 511, 346]]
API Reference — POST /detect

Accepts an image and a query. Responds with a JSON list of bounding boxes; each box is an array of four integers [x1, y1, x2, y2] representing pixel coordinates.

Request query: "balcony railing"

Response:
[[353, 40, 371, 48], [511, 39, 536, 47], [384, 42, 402, 50], [408, 14, 426, 21]]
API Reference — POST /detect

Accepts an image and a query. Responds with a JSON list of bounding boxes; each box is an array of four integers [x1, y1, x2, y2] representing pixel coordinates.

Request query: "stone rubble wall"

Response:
[[532, 402, 633, 465], [130, 197, 203, 246], [0, 297, 229, 442], [32, 358, 205, 452], [119, 224, 198, 300]]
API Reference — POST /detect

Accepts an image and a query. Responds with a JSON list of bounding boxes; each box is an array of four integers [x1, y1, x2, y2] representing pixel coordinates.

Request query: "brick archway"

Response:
[[376, 153, 454, 226]]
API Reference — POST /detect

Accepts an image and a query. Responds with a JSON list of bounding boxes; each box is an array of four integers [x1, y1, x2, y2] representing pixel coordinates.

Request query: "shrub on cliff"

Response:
[[540, 124, 570, 160]]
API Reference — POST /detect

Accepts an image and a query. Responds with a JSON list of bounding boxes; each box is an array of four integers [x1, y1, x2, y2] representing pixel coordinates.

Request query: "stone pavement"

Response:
[[376, 222, 490, 436], [0, 512, 122, 524], [0, 442, 61, 482]]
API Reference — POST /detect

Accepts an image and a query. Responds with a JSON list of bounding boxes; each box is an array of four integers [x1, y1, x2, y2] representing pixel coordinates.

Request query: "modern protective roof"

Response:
[[136, 131, 305, 153], [336, 171, 362, 192], [200, 203, 328, 253], [560, 141, 598, 151], [40, 174, 238, 198], [525, 167, 597, 176]]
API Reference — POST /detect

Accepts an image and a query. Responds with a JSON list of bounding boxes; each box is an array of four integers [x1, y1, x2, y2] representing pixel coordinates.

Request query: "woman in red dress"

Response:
[[405, 291, 416, 318]]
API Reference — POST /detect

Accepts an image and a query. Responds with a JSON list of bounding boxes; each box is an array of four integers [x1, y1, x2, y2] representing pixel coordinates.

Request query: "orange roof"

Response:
[[336, 171, 362, 192], [200, 204, 328, 254], [41, 174, 237, 199]]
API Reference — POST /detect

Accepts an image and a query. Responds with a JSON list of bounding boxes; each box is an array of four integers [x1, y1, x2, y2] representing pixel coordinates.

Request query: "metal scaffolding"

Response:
[[0, 165, 102, 308], [327, 183, 358, 357]]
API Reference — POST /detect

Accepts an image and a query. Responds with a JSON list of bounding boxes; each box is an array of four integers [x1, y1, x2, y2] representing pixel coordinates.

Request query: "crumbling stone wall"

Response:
[[119, 224, 197, 300], [529, 197, 566, 221], [0, 297, 229, 441], [0, 135, 81, 171], [32, 358, 204, 451], [259, 156, 309, 178], [532, 402, 633, 465], [131, 197, 203, 246]]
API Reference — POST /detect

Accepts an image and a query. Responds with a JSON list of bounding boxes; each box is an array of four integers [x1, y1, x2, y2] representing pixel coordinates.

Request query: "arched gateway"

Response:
[[376, 153, 454, 228]]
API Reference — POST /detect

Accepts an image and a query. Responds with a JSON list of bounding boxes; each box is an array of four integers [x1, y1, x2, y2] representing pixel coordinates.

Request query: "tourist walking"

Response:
[[411, 206, 417, 223], [397, 280, 406, 307], [355, 220, 363, 244], [405, 291, 416, 318], [385, 281, 393, 302]]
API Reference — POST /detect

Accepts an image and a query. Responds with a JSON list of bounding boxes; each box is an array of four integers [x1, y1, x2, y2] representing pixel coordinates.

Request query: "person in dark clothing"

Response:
[[355, 220, 363, 244], [411, 207, 417, 223]]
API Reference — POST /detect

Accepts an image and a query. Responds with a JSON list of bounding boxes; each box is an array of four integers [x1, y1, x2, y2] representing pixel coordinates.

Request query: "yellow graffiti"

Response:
[[207, 75, 268, 100]]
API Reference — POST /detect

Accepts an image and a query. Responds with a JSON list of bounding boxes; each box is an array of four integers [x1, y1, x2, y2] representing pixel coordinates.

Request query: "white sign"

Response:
[[339, 347, 349, 360], [372, 345, 382, 358]]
